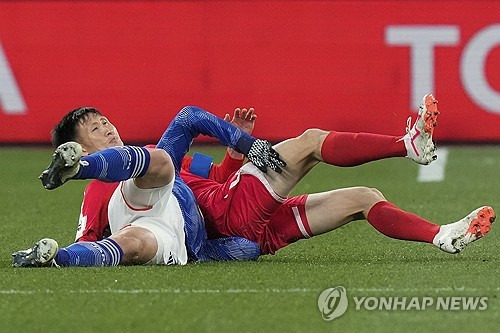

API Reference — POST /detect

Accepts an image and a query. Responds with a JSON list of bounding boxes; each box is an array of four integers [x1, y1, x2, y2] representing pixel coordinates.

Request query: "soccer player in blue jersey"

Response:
[[13, 106, 284, 267]]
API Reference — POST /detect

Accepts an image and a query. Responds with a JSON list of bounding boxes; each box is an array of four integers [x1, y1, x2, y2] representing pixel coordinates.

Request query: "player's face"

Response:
[[76, 113, 124, 154]]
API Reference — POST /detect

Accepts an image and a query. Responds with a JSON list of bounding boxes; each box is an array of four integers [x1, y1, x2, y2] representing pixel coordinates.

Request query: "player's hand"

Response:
[[247, 139, 286, 173], [224, 108, 257, 160], [224, 107, 256, 135]]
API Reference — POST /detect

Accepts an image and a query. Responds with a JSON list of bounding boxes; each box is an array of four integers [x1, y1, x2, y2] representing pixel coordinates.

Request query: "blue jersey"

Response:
[[155, 106, 260, 261]]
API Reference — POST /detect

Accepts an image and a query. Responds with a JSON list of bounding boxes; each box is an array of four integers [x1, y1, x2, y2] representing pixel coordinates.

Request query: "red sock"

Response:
[[366, 201, 440, 243], [320, 131, 406, 166]]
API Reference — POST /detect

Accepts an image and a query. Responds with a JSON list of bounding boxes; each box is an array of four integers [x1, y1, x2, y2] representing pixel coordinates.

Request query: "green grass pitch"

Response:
[[0, 145, 498, 332]]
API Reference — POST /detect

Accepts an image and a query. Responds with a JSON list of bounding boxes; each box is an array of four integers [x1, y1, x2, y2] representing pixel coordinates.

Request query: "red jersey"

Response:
[[75, 152, 244, 242], [75, 181, 118, 241]]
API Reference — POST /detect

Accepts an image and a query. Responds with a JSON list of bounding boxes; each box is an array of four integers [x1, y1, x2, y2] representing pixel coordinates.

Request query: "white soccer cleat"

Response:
[[399, 94, 440, 165], [433, 206, 495, 254], [39, 141, 83, 190], [12, 238, 60, 267]]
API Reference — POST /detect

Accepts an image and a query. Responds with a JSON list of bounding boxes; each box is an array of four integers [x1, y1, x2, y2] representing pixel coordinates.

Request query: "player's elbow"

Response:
[[178, 105, 204, 118]]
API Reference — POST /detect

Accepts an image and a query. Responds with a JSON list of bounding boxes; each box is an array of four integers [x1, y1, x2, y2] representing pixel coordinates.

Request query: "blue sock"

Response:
[[55, 238, 123, 267], [74, 146, 150, 182]]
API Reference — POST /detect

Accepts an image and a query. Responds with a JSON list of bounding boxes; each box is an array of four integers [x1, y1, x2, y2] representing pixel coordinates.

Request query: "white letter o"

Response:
[[461, 24, 500, 113]]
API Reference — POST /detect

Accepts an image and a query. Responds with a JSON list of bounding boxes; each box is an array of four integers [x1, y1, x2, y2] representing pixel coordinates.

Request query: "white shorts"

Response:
[[108, 177, 188, 266]]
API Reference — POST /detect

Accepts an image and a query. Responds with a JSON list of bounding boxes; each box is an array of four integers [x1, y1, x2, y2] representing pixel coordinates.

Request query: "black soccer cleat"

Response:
[[39, 142, 82, 190], [12, 238, 60, 268]]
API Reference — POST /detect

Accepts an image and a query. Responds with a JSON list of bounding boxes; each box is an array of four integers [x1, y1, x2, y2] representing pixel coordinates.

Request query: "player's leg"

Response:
[[40, 142, 173, 190], [264, 94, 439, 197], [305, 187, 386, 234], [262, 187, 403, 254], [109, 227, 158, 264], [55, 227, 157, 266], [12, 227, 157, 268], [305, 187, 441, 242], [262, 187, 495, 255], [310, 190, 495, 253]]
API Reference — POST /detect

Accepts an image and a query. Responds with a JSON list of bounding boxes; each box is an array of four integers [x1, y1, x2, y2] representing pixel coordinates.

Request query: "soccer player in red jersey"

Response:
[[179, 98, 494, 256]]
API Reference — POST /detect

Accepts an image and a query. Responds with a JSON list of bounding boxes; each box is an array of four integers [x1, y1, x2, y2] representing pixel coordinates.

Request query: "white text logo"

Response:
[[386, 24, 500, 114], [0, 40, 26, 115], [317, 286, 348, 321]]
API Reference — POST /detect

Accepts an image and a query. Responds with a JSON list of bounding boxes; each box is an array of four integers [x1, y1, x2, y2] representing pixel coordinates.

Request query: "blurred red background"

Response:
[[0, 1, 499, 144]]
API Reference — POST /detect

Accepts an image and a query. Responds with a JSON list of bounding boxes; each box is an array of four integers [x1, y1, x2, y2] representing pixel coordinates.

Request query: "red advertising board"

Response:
[[0, 1, 499, 143]]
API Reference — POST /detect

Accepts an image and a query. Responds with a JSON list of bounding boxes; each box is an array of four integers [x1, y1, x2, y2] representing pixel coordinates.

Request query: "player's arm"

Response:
[[180, 108, 256, 183], [155, 106, 285, 174], [223, 107, 257, 160], [210, 108, 256, 181]]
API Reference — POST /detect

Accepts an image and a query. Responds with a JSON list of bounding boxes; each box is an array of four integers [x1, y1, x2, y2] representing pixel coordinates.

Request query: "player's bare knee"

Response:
[[110, 234, 143, 264], [353, 187, 386, 217], [149, 148, 171, 177], [299, 128, 328, 144], [125, 237, 143, 261], [136, 148, 173, 188], [111, 230, 156, 265], [351, 186, 383, 207], [361, 186, 385, 203], [369, 187, 387, 201], [297, 128, 329, 158]]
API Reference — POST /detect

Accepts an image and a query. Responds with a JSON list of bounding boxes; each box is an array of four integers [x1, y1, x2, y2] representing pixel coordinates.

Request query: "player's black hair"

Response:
[[51, 107, 102, 148]]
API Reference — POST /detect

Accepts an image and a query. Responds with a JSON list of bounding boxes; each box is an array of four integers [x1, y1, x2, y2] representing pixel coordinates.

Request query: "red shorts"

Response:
[[180, 163, 313, 254]]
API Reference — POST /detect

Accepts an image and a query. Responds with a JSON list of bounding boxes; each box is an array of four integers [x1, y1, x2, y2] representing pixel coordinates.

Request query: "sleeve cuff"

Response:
[[189, 152, 214, 178]]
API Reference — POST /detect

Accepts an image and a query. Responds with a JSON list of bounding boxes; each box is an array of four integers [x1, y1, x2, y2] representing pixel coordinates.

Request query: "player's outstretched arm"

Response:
[[181, 107, 257, 183], [155, 106, 285, 174]]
